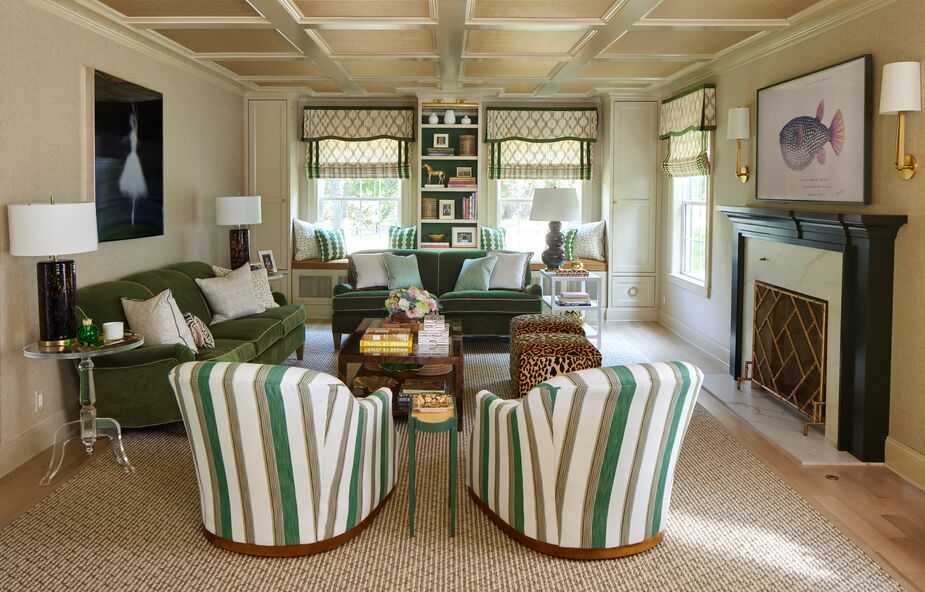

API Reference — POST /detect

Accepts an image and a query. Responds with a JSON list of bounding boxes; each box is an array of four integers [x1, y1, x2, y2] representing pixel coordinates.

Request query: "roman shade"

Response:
[[485, 107, 598, 180], [659, 85, 716, 177], [302, 106, 415, 178]]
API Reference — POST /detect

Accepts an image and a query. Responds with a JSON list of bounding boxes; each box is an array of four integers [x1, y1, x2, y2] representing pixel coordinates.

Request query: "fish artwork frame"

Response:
[[756, 55, 872, 204]]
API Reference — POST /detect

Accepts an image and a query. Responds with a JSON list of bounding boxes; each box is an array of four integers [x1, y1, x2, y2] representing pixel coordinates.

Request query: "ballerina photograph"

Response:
[[93, 70, 163, 241]]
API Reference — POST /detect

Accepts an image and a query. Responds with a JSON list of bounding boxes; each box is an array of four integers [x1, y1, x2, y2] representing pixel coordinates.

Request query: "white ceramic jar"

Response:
[[428, 112, 439, 125], [461, 115, 472, 125], [444, 109, 456, 125]]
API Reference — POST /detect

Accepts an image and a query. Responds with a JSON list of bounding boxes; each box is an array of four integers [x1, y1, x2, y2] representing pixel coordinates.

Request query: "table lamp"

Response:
[[216, 195, 261, 269], [530, 187, 580, 270], [8, 198, 98, 349]]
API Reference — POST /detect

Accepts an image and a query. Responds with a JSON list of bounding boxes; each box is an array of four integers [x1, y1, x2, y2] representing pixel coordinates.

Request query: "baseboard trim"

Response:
[[0, 409, 69, 479], [657, 310, 729, 366], [605, 307, 658, 321], [885, 437, 925, 492]]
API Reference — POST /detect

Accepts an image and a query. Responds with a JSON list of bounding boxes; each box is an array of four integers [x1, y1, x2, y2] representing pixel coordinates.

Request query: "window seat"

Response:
[[292, 258, 349, 270], [530, 259, 607, 272]]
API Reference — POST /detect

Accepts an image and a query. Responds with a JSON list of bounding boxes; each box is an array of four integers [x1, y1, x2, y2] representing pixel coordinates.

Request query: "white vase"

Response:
[[428, 112, 438, 125], [461, 115, 472, 125], [444, 109, 456, 125]]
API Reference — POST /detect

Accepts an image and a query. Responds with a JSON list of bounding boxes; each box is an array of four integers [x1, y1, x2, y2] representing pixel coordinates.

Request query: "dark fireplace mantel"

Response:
[[719, 206, 907, 462]]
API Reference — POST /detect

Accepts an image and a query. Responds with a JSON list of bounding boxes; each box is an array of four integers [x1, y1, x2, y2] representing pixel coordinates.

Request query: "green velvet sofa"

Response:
[[76, 261, 307, 427], [332, 249, 541, 346]]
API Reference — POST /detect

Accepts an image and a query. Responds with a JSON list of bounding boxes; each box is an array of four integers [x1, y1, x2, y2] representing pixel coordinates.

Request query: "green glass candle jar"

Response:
[[76, 318, 100, 346]]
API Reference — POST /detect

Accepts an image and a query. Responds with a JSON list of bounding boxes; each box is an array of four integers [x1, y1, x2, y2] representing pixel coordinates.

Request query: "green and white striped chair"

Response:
[[169, 361, 396, 556], [468, 362, 703, 559]]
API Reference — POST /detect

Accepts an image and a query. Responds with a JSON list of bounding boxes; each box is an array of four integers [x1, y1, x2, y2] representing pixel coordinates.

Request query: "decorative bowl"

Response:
[[377, 363, 424, 381], [352, 375, 398, 395], [427, 233, 447, 242]]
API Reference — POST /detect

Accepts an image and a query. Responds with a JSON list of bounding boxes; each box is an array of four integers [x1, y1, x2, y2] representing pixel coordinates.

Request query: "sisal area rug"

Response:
[[0, 329, 902, 591]]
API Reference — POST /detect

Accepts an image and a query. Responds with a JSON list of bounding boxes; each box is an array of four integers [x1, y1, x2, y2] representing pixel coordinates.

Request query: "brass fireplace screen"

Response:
[[748, 281, 828, 434]]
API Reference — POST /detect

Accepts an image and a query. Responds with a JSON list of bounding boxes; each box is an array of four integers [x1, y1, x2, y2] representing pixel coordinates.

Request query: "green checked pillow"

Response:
[[388, 225, 417, 249], [480, 226, 506, 251], [563, 229, 578, 260], [315, 228, 346, 262]]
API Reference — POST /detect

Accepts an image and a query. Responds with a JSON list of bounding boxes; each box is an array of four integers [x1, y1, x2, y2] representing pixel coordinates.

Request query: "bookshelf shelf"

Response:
[[421, 187, 478, 192]]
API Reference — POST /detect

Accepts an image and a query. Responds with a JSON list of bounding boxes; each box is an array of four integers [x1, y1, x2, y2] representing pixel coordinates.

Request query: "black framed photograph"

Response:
[[756, 54, 872, 203], [258, 249, 277, 273], [451, 226, 476, 248]]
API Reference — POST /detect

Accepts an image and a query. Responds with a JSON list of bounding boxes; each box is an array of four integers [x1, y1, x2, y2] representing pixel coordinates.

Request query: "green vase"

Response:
[[76, 318, 100, 346]]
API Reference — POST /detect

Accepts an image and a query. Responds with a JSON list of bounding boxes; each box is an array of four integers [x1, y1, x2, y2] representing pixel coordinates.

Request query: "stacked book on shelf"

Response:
[[447, 176, 477, 189], [460, 193, 477, 220], [359, 327, 413, 354], [398, 378, 447, 414], [426, 147, 454, 157], [420, 242, 449, 249], [418, 315, 449, 355], [555, 291, 592, 307]]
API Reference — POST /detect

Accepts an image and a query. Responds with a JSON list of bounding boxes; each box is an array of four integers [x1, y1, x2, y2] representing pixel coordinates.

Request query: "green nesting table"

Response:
[[408, 400, 458, 537]]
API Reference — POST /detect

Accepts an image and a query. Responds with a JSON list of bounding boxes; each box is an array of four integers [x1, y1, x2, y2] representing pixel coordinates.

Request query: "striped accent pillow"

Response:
[[183, 313, 215, 349], [388, 226, 417, 249], [480, 226, 506, 251], [563, 228, 578, 260], [315, 228, 346, 262]]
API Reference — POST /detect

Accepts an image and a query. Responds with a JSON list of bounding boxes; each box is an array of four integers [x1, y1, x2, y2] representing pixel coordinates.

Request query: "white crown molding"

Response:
[[39, 0, 246, 95], [634, 18, 791, 31]]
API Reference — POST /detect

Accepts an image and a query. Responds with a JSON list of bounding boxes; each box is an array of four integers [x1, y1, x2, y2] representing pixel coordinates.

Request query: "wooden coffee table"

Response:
[[337, 318, 465, 430]]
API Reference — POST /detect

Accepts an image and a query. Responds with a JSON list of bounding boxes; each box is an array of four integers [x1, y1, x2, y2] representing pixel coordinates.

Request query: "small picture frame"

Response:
[[451, 226, 476, 248], [258, 250, 277, 274], [433, 133, 449, 148], [438, 199, 455, 220], [456, 166, 472, 177]]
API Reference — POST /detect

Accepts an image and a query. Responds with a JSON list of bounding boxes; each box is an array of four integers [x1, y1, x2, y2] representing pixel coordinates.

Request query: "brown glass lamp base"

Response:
[[37, 259, 78, 349], [229, 227, 251, 269]]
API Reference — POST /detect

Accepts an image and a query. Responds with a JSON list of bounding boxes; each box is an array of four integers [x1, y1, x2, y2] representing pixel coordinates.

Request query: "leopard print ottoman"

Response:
[[510, 333, 602, 397], [510, 314, 585, 340]]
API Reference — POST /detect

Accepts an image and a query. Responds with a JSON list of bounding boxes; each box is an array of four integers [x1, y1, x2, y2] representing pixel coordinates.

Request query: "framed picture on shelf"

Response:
[[433, 133, 449, 148], [257, 250, 277, 273], [438, 199, 455, 220], [756, 54, 872, 203], [456, 166, 472, 177], [451, 227, 476, 248]]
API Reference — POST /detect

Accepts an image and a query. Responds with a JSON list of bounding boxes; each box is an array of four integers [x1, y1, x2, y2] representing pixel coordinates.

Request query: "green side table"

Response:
[[408, 400, 458, 537]]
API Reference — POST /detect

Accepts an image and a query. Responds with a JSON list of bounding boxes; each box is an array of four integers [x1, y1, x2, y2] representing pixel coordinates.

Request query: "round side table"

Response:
[[23, 334, 145, 486]]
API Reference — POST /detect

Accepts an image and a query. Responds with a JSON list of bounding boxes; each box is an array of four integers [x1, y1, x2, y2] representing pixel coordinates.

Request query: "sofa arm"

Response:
[[272, 291, 288, 306], [525, 283, 542, 297], [468, 391, 521, 501], [333, 283, 354, 296], [88, 343, 196, 368]]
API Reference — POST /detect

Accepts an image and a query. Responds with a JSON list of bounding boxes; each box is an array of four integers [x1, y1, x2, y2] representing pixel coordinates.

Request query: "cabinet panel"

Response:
[[612, 102, 657, 202], [247, 99, 289, 265], [610, 276, 655, 308], [611, 200, 656, 274]]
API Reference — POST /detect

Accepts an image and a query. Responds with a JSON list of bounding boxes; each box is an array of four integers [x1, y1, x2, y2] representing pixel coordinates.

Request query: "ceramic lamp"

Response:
[[8, 199, 98, 348], [530, 188, 580, 270], [216, 195, 262, 269]]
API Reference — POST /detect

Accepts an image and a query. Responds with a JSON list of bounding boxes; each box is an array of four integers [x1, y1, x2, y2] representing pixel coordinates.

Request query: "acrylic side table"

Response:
[[407, 400, 458, 537], [23, 334, 144, 486]]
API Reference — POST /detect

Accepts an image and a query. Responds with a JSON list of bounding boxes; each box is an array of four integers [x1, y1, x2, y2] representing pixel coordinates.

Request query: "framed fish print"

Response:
[[756, 55, 872, 203]]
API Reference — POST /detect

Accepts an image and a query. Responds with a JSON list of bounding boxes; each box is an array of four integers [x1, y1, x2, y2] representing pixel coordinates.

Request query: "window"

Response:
[[670, 174, 710, 288], [316, 178, 400, 253], [497, 179, 582, 255]]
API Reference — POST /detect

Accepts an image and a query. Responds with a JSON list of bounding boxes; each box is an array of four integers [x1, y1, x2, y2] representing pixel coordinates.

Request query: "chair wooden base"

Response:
[[468, 489, 664, 559], [203, 490, 393, 557]]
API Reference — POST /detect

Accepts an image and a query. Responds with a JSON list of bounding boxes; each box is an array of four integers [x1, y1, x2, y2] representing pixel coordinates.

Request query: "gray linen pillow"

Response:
[[195, 264, 263, 324]]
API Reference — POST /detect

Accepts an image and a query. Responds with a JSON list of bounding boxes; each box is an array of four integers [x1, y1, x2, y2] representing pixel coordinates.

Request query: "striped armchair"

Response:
[[468, 362, 703, 559], [169, 362, 396, 556]]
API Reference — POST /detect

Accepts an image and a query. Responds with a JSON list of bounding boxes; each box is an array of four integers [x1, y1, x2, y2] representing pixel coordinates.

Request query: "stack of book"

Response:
[[359, 327, 413, 354], [460, 193, 477, 220], [420, 242, 449, 249], [447, 176, 477, 189], [418, 315, 449, 355], [399, 378, 447, 414], [426, 147, 454, 157], [556, 291, 592, 307]]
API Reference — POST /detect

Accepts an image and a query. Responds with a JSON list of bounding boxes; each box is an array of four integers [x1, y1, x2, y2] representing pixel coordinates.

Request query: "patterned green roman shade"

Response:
[[485, 107, 598, 180], [659, 85, 716, 177], [302, 106, 415, 179]]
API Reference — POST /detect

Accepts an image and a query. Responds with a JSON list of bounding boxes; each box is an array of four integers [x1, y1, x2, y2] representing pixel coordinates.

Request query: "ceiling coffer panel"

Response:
[[340, 60, 437, 78], [465, 30, 587, 56], [464, 60, 561, 79], [155, 29, 299, 54], [313, 30, 436, 55], [215, 60, 323, 77], [645, 0, 820, 21], [291, 0, 431, 19], [97, 0, 260, 17], [471, 0, 617, 20], [601, 30, 754, 56], [577, 60, 694, 79]]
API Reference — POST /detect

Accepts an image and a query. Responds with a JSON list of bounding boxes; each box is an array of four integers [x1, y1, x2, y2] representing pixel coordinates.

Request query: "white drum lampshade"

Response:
[[529, 188, 580, 222], [879, 61, 921, 114], [215, 195, 262, 226]]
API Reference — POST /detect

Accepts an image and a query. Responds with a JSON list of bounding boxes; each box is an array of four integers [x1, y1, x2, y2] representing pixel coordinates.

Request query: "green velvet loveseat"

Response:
[[332, 249, 541, 346], [76, 261, 307, 427]]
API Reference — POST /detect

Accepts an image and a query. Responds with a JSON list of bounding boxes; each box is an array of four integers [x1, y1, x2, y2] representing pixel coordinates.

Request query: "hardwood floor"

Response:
[[0, 321, 922, 590]]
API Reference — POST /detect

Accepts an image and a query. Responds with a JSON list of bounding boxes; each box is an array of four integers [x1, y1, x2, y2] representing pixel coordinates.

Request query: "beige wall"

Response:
[[659, 0, 925, 462], [0, 1, 244, 472]]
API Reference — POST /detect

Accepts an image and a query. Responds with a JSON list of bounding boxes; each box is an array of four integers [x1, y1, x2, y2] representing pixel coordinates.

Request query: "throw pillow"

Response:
[[487, 251, 532, 291], [388, 226, 417, 249], [315, 228, 346, 262], [212, 264, 279, 310], [480, 226, 506, 251], [454, 256, 498, 292], [563, 229, 578, 260], [183, 313, 215, 349], [382, 253, 423, 290], [569, 220, 606, 261], [292, 219, 320, 261], [121, 289, 197, 352], [352, 253, 389, 290], [195, 264, 263, 324]]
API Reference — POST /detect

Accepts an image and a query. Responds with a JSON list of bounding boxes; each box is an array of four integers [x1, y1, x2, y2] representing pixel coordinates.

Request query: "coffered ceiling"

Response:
[[73, 0, 852, 97]]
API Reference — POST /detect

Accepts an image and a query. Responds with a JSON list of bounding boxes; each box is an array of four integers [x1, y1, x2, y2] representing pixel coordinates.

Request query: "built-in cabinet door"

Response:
[[247, 99, 289, 267], [610, 101, 657, 275]]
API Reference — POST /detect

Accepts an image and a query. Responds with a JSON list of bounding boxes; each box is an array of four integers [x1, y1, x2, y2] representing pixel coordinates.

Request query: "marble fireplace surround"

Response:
[[720, 207, 907, 462]]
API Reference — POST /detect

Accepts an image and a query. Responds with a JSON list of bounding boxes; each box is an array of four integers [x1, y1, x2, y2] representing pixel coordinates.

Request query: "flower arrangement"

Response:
[[385, 286, 439, 320]]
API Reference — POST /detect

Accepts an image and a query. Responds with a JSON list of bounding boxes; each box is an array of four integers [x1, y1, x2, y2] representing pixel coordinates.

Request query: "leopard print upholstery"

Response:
[[510, 333, 602, 397], [510, 314, 585, 340]]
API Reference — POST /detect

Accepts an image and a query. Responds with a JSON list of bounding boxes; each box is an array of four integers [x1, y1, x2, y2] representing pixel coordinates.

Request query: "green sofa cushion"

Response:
[[333, 290, 391, 312], [123, 269, 212, 321], [196, 339, 256, 362], [248, 303, 307, 334], [209, 317, 284, 357], [90, 343, 196, 368], [77, 280, 154, 325], [439, 290, 541, 314]]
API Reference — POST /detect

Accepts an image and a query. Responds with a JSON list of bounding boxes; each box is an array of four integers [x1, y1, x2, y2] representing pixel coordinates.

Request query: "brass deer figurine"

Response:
[[422, 163, 446, 186]]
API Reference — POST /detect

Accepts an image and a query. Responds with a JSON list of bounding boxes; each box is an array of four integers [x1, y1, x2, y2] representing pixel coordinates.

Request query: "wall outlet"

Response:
[[35, 391, 44, 413]]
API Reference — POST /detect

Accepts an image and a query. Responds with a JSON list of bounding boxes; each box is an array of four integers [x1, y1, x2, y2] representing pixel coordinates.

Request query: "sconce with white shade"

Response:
[[215, 195, 261, 269], [727, 107, 751, 183], [879, 61, 921, 180]]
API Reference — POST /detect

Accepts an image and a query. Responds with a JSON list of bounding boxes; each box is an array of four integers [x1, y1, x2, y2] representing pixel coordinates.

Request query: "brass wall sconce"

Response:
[[726, 107, 750, 183], [879, 61, 921, 180]]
